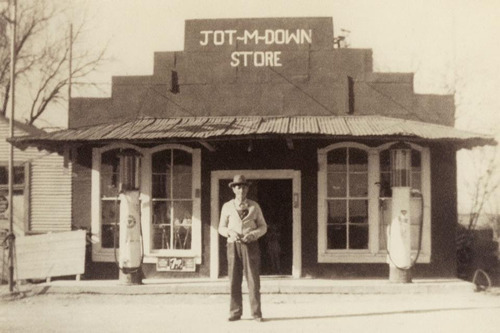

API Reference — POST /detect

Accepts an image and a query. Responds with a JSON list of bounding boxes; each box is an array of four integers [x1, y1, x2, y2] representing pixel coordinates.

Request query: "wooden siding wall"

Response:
[[0, 119, 72, 233], [30, 154, 72, 232]]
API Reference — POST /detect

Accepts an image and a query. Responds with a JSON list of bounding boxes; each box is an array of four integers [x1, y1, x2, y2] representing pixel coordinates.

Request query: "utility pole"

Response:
[[7, 0, 17, 293]]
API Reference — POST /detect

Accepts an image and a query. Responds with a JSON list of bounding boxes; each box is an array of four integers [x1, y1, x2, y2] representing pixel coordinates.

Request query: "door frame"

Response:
[[210, 169, 302, 279]]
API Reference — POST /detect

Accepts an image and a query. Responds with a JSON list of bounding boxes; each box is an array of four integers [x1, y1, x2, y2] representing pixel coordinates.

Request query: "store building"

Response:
[[11, 17, 495, 280]]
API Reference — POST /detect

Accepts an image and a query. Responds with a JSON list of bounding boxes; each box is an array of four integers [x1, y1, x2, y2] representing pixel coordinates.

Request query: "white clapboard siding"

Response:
[[0, 119, 43, 162], [1, 117, 72, 233], [30, 154, 72, 232]]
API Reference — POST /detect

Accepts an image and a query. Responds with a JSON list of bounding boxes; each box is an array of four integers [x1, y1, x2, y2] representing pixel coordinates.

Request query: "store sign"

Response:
[[199, 29, 312, 67], [157, 257, 196, 272]]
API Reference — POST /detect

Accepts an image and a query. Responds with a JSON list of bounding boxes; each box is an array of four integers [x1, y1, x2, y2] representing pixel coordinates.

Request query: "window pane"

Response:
[[327, 148, 347, 172], [410, 198, 423, 251], [172, 150, 192, 199], [380, 150, 391, 172], [152, 201, 171, 250], [349, 173, 368, 197], [379, 198, 392, 250], [327, 173, 346, 197], [380, 172, 392, 197], [152, 151, 171, 199], [14, 166, 24, 185], [102, 224, 119, 249], [102, 200, 120, 224], [173, 200, 192, 250], [0, 167, 6, 185], [101, 200, 120, 248], [411, 150, 421, 170], [349, 148, 368, 171], [327, 224, 346, 249], [101, 150, 120, 197], [0, 166, 25, 185], [152, 150, 170, 173], [153, 224, 171, 250], [152, 174, 167, 198], [349, 200, 368, 224], [412, 172, 421, 192], [327, 200, 346, 224], [349, 225, 369, 249], [152, 201, 170, 225]]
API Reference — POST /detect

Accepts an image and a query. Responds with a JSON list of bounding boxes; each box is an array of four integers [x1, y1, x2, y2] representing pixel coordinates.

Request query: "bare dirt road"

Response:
[[1, 291, 500, 332]]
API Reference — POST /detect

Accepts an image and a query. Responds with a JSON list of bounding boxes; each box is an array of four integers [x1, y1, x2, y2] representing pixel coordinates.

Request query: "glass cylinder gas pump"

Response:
[[117, 149, 143, 285], [388, 142, 412, 283]]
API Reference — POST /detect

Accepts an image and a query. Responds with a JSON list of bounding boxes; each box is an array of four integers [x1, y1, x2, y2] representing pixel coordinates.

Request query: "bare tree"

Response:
[[0, 0, 107, 125], [464, 146, 500, 232]]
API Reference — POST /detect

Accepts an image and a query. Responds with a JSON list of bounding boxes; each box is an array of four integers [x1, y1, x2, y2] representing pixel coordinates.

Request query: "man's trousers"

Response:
[[227, 241, 262, 318]]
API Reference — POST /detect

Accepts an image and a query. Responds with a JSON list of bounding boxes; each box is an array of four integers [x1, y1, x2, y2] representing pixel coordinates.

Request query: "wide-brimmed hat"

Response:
[[228, 175, 251, 188]]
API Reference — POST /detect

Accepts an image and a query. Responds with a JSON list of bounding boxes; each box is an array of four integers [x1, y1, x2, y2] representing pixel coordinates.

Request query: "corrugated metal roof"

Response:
[[10, 115, 496, 148]]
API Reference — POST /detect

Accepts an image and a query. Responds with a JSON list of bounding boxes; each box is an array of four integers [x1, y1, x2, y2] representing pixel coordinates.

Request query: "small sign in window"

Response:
[[156, 257, 196, 272]]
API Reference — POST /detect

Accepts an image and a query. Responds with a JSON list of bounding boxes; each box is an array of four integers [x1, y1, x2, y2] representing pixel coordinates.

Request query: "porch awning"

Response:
[[9, 115, 496, 150]]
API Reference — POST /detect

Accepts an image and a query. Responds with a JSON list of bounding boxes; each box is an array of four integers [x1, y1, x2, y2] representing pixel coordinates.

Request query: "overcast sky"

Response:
[[55, 0, 499, 213]]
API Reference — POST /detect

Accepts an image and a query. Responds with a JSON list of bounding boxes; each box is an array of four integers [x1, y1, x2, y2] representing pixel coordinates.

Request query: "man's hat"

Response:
[[228, 175, 251, 188]]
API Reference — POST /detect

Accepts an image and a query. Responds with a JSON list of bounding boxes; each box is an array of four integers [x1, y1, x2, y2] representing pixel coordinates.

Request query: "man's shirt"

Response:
[[218, 199, 267, 243]]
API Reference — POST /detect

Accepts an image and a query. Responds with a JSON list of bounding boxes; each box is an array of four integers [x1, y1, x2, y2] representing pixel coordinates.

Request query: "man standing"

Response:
[[219, 175, 267, 322]]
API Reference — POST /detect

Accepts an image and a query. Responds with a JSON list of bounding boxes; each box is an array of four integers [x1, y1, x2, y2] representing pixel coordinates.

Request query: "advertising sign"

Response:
[[157, 257, 196, 272]]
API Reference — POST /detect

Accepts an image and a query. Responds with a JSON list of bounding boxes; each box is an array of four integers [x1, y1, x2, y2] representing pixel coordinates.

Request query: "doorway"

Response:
[[210, 170, 301, 279], [217, 179, 293, 277]]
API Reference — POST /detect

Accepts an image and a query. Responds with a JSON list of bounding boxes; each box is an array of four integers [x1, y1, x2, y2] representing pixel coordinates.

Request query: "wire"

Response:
[[267, 67, 338, 116], [364, 82, 443, 124]]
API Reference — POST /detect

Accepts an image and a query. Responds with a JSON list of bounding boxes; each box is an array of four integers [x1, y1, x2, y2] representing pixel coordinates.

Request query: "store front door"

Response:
[[210, 170, 301, 279]]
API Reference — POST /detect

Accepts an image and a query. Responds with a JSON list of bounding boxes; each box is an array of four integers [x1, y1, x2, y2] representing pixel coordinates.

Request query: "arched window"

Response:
[[151, 148, 193, 250], [97, 146, 142, 250], [317, 142, 431, 263], [379, 147, 424, 252], [326, 147, 369, 250]]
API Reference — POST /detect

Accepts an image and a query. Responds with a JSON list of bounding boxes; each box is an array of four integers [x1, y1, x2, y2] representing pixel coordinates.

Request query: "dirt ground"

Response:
[[1, 289, 500, 333]]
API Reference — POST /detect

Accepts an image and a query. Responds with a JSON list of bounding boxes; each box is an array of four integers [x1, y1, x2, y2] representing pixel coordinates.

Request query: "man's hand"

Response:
[[241, 233, 256, 243], [227, 230, 241, 242]]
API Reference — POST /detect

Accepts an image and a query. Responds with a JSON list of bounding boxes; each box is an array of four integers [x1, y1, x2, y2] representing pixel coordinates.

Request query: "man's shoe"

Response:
[[227, 316, 241, 322], [254, 317, 264, 322]]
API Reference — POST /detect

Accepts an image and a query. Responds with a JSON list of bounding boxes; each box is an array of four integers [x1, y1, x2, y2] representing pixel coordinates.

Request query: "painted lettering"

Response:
[[199, 30, 213, 46], [225, 30, 237, 45], [200, 28, 310, 67], [274, 29, 285, 44], [301, 29, 312, 44], [213, 30, 225, 45], [230, 52, 240, 67], [201, 29, 312, 46], [286, 29, 300, 44], [230, 51, 282, 67]]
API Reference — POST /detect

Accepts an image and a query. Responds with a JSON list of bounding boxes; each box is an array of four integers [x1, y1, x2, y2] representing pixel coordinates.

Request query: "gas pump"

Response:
[[116, 150, 143, 285], [387, 142, 413, 283]]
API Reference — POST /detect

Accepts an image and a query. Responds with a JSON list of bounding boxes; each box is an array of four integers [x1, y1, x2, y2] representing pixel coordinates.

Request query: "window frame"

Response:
[[91, 143, 201, 264], [0, 162, 30, 232], [324, 146, 370, 251], [317, 142, 431, 263], [142, 144, 201, 263]]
